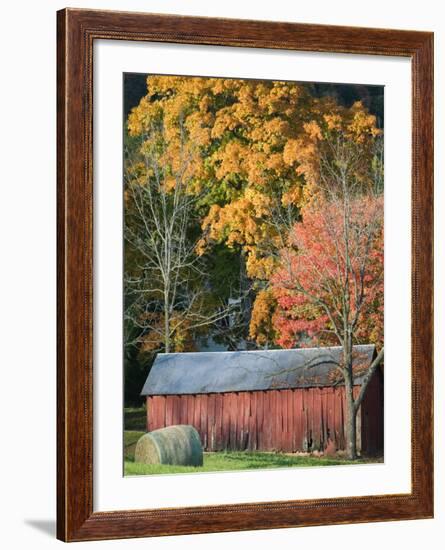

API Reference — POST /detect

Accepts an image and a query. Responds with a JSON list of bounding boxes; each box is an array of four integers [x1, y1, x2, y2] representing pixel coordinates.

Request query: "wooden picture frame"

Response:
[[57, 8, 433, 542]]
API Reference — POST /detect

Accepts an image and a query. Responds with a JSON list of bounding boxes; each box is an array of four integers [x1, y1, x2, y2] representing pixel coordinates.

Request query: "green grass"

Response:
[[124, 430, 145, 461], [124, 430, 378, 476]]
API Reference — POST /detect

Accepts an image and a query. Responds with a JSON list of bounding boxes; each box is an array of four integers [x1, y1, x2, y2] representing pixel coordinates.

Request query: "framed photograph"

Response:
[[57, 8, 433, 542]]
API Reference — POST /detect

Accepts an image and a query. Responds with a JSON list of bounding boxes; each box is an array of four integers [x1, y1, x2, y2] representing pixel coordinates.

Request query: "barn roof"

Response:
[[141, 345, 376, 396]]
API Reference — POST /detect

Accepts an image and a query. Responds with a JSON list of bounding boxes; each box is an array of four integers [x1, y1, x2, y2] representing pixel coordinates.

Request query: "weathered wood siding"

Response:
[[146, 383, 382, 454], [360, 368, 384, 455]]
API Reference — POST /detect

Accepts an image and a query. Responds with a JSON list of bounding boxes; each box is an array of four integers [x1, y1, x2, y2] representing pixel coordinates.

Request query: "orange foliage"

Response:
[[249, 289, 277, 346], [271, 195, 384, 349], [127, 76, 382, 349]]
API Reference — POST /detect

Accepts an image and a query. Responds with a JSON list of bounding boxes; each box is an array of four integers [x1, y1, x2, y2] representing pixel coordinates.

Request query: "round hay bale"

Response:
[[134, 425, 203, 466]]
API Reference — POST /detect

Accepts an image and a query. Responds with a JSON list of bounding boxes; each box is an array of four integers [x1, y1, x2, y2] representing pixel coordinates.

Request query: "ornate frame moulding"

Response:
[[57, 8, 433, 542]]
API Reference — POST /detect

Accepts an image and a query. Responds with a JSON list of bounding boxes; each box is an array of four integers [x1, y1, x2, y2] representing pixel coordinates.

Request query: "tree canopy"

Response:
[[124, 75, 384, 429]]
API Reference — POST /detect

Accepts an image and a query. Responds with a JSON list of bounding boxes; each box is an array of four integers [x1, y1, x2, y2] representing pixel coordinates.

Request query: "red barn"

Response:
[[141, 345, 383, 456]]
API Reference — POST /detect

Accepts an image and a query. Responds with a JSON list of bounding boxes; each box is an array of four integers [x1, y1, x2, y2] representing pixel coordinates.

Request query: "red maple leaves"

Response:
[[271, 195, 383, 349]]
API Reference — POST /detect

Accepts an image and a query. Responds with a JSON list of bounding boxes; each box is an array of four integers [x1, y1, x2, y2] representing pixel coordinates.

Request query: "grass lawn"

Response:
[[124, 430, 378, 476]]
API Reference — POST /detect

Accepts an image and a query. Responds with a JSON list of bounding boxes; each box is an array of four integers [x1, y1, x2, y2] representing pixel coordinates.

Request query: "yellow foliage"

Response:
[[127, 75, 381, 288], [304, 121, 322, 140], [281, 185, 303, 207], [249, 289, 277, 345], [245, 252, 277, 280]]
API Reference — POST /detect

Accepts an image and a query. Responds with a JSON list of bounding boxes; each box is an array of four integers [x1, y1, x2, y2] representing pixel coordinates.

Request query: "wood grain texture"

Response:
[[146, 386, 378, 454], [57, 8, 433, 542]]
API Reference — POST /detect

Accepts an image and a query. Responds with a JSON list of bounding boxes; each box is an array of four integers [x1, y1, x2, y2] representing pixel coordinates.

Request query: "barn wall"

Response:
[[361, 368, 384, 455], [146, 386, 369, 453]]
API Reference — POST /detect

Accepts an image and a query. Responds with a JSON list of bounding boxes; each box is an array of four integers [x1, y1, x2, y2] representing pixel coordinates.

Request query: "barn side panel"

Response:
[[240, 391, 250, 450], [146, 395, 167, 432], [292, 386, 345, 452], [146, 395, 154, 431], [292, 387, 329, 452], [361, 369, 384, 456], [146, 384, 369, 454], [271, 390, 280, 451], [293, 388, 304, 451], [207, 393, 216, 451], [250, 391, 259, 451], [334, 387, 346, 450], [214, 393, 223, 450], [246, 391, 255, 451], [313, 387, 323, 451], [221, 392, 230, 450]]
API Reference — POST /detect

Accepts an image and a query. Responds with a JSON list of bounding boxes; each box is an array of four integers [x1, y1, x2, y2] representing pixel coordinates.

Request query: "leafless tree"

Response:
[[124, 118, 237, 354]]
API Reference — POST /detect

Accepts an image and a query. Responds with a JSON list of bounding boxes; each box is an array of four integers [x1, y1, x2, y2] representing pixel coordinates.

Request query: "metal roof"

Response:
[[141, 345, 376, 396]]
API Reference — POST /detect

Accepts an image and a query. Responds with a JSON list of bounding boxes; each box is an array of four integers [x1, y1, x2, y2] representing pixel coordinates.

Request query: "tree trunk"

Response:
[[164, 288, 170, 354], [344, 342, 358, 460], [345, 379, 358, 460]]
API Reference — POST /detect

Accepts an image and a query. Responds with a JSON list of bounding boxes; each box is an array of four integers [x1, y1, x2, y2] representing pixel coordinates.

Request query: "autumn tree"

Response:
[[248, 289, 277, 348], [128, 77, 321, 323], [270, 110, 384, 459], [124, 115, 236, 355], [125, 75, 386, 447]]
